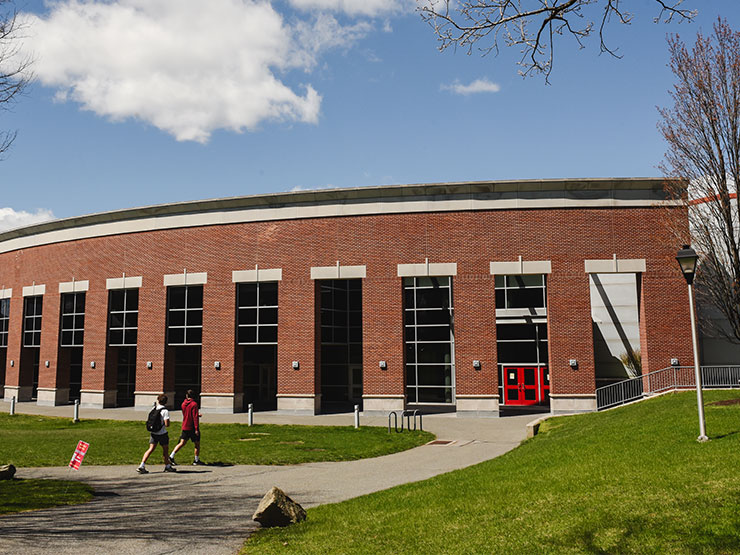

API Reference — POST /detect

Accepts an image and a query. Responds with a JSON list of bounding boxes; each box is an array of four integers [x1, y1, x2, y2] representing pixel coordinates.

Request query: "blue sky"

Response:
[[1, 0, 739, 228]]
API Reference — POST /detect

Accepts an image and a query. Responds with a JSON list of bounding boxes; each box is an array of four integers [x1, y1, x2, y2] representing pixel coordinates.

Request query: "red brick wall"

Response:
[[0, 206, 693, 404]]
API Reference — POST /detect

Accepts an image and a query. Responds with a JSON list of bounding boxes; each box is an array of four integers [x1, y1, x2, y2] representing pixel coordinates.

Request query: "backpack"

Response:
[[146, 407, 163, 432]]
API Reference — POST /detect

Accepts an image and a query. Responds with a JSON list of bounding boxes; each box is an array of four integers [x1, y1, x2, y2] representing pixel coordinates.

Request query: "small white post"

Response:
[[248, 403, 253, 426], [354, 404, 360, 429], [10, 395, 16, 416], [73, 399, 80, 423]]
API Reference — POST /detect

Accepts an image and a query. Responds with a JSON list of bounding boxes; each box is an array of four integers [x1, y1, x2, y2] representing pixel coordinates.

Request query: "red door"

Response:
[[504, 366, 549, 406]]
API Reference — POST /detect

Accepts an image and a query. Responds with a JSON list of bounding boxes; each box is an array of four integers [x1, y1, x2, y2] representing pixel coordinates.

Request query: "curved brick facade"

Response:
[[0, 179, 693, 415]]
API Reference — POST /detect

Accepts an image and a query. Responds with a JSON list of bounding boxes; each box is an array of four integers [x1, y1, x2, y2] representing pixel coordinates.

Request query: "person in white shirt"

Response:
[[137, 394, 177, 474]]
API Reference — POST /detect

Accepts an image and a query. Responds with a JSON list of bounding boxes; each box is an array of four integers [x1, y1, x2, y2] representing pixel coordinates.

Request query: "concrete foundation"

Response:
[[456, 395, 500, 418], [36, 387, 69, 406], [277, 394, 321, 415], [549, 393, 597, 415]]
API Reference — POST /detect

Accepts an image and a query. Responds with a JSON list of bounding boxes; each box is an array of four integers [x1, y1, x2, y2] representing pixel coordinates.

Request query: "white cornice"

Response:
[[0, 178, 678, 255]]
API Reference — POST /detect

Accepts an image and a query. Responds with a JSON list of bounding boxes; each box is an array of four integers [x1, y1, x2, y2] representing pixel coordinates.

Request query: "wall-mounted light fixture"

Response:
[[146, 361, 153, 369], [473, 360, 481, 370], [214, 361, 221, 369], [90, 361, 96, 369], [9, 360, 13, 367], [45, 360, 50, 368], [379, 360, 387, 370], [670, 358, 679, 367], [292, 361, 300, 370], [569, 359, 578, 369]]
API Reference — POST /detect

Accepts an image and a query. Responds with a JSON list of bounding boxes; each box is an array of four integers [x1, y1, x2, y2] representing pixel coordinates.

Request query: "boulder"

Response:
[[252, 486, 306, 527], [0, 464, 16, 480]]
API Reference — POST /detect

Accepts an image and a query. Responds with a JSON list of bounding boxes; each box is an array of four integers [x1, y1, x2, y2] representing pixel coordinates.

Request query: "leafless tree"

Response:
[[659, 18, 740, 344], [0, 0, 32, 157], [418, 0, 696, 81]]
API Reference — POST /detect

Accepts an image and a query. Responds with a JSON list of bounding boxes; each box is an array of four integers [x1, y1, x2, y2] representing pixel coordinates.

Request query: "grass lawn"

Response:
[[0, 478, 93, 515], [243, 390, 740, 554], [0, 414, 433, 467]]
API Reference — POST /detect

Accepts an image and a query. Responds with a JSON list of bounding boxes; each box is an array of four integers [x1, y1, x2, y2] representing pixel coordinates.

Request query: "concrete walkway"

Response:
[[0, 402, 533, 555]]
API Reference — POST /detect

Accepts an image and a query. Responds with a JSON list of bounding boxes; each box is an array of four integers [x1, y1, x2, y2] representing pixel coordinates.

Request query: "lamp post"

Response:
[[675, 245, 708, 442]]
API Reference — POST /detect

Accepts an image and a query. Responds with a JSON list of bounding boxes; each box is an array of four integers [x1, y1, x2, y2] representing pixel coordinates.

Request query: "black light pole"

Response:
[[676, 245, 708, 442]]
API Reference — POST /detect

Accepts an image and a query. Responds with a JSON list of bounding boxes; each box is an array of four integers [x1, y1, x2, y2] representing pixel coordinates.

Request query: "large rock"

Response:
[[252, 486, 306, 527], [0, 464, 16, 480]]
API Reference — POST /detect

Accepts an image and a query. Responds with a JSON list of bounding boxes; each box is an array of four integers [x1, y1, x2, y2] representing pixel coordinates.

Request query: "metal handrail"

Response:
[[596, 365, 740, 410]]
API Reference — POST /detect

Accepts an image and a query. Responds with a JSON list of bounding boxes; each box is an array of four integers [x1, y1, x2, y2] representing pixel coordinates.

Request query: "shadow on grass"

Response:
[[557, 514, 740, 554], [711, 430, 739, 440]]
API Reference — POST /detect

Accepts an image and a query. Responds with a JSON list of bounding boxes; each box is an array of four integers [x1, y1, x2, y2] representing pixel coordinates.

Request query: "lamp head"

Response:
[[676, 244, 698, 285]]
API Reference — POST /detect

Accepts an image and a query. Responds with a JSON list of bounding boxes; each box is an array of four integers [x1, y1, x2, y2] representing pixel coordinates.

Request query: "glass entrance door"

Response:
[[504, 366, 549, 406]]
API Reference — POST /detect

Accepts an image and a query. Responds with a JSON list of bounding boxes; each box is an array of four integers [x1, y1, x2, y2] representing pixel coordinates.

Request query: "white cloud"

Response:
[[442, 78, 501, 96], [288, 0, 401, 17], [0, 207, 55, 232], [20, 0, 377, 143], [292, 13, 372, 69]]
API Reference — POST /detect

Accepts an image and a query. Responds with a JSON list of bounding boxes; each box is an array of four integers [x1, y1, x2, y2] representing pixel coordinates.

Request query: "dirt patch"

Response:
[[708, 398, 740, 406]]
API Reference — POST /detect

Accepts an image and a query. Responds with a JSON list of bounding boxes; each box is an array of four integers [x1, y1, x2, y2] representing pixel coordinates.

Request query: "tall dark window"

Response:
[[320, 279, 363, 406], [23, 295, 43, 347], [60, 292, 85, 347], [404, 276, 455, 404], [495, 274, 547, 309], [167, 286, 203, 345], [237, 282, 278, 344], [108, 289, 139, 346], [0, 298, 9, 347]]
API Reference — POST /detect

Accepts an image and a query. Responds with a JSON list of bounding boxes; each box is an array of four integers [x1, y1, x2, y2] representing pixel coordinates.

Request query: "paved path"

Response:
[[0, 403, 533, 555]]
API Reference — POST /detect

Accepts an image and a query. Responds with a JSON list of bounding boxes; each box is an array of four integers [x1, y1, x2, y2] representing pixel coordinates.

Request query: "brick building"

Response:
[[0, 178, 693, 416]]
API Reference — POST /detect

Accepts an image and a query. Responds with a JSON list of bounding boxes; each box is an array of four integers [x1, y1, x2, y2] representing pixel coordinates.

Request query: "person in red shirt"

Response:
[[169, 390, 205, 466]]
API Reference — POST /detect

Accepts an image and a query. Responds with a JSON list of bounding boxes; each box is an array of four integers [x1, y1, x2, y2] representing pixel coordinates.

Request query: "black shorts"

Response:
[[180, 429, 200, 443], [149, 432, 169, 446]]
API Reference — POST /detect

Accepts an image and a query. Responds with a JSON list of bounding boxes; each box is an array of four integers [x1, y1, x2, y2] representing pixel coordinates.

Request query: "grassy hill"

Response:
[[244, 390, 740, 554]]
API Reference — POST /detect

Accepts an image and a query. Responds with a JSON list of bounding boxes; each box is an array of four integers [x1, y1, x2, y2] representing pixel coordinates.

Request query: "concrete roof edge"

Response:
[[0, 177, 673, 242]]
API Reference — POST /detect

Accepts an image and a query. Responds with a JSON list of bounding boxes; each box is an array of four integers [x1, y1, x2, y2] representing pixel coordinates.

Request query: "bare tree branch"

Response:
[[418, 0, 696, 82], [659, 18, 740, 344], [0, 0, 32, 158]]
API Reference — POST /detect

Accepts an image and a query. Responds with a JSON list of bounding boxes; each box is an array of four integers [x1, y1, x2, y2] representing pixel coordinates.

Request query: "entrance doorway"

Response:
[[319, 279, 363, 412], [173, 346, 201, 407], [503, 366, 549, 406], [116, 346, 136, 407], [243, 345, 277, 411]]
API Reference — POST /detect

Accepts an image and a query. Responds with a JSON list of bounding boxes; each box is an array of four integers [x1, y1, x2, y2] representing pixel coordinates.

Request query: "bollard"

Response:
[[73, 399, 80, 423], [354, 404, 360, 429], [248, 403, 253, 426], [10, 395, 15, 416]]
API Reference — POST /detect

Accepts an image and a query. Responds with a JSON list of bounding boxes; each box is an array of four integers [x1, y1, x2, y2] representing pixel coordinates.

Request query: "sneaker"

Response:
[[169, 457, 177, 466], [192, 460, 206, 466], [164, 465, 177, 473], [136, 466, 148, 474]]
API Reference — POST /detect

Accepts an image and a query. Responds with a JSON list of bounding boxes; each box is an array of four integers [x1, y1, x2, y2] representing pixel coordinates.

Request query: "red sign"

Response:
[[69, 441, 90, 471]]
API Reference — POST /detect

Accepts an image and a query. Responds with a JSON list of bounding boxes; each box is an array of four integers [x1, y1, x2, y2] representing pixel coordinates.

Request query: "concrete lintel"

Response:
[[163, 272, 207, 287], [232, 268, 282, 283], [584, 258, 646, 273], [106, 276, 143, 290], [22, 284, 46, 297]]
